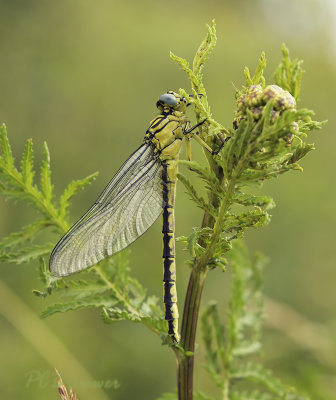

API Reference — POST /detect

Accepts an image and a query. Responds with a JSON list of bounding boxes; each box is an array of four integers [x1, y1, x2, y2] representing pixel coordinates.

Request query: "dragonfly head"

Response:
[[157, 91, 187, 113]]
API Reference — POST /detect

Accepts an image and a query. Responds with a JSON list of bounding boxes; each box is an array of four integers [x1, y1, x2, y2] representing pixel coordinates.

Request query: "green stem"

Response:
[[177, 171, 236, 400], [176, 191, 216, 399], [222, 379, 229, 400], [177, 265, 207, 400]]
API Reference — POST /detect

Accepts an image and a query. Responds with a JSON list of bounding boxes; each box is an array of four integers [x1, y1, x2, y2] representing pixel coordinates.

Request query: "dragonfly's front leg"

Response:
[[184, 119, 207, 161], [184, 119, 230, 157]]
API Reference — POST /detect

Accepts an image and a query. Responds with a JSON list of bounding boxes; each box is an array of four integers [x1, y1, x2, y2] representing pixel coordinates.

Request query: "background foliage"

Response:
[[0, 1, 334, 399]]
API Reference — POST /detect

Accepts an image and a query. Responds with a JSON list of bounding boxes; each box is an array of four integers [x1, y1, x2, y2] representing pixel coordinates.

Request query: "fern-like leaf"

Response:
[[0, 124, 16, 171], [231, 363, 308, 399], [244, 52, 266, 88], [0, 220, 49, 250], [41, 297, 118, 318], [40, 141, 53, 203], [233, 192, 275, 210], [0, 242, 54, 264], [274, 43, 304, 101], [179, 159, 221, 194], [177, 172, 217, 218], [58, 172, 98, 221], [20, 139, 35, 187]]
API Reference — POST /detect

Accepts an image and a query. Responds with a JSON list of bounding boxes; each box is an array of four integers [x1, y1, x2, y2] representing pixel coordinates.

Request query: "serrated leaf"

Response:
[[234, 192, 275, 210], [0, 220, 49, 250], [170, 51, 195, 85], [185, 227, 211, 257], [208, 256, 228, 271], [139, 295, 162, 318], [251, 52, 266, 87], [193, 20, 217, 78], [40, 141, 53, 202], [239, 166, 280, 182], [274, 43, 305, 101], [244, 66, 252, 86], [221, 117, 252, 177], [187, 229, 198, 257], [287, 144, 314, 164], [260, 100, 277, 138], [201, 301, 226, 376], [20, 139, 34, 187], [236, 112, 254, 159], [102, 307, 142, 323], [179, 159, 220, 192], [170, 52, 191, 73], [58, 172, 98, 220], [231, 363, 294, 396], [224, 209, 271, 233], [0, 242, 54, 264], [41, 296, 118, 318], [0, 124, 15, 170], [213, 237, 232, 256], [177, 172, 217, 218], [102, 295, 166, 335], [56, 281, 112, 300], [33, 257, 57, 298], [244, 52, 266, 88], [232, 341, 261, 357]]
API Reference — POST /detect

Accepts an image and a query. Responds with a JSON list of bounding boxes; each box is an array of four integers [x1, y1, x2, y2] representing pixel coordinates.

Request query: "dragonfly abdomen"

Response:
[[161, 160, 179, 342]]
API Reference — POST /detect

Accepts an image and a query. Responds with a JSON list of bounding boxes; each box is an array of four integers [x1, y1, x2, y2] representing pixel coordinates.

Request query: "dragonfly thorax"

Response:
[[146, 110, 190, 161]]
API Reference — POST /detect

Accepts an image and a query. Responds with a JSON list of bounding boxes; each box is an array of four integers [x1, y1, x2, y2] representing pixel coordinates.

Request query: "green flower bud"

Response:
[[245, 85, 264, 107], [233, 84, 296, 130]]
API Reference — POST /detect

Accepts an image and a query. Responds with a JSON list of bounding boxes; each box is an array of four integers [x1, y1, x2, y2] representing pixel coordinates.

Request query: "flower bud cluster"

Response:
[[233, 84, 296, 130]]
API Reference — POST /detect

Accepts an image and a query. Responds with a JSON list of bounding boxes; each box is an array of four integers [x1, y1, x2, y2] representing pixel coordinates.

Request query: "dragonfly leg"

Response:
[[185, 136, 192, 161], [192, 131, 231, 155], [184, 118, 207, 135], [184, 120, 230, 156], [211, 134, 231, 155]]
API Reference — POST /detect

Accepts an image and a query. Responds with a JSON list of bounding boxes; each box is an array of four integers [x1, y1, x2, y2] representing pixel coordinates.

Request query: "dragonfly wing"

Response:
[[50, 144, 163, 276]]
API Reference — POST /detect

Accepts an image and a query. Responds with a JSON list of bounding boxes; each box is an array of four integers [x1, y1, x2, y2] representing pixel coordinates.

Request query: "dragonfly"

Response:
[[49, 91, 223, 342]]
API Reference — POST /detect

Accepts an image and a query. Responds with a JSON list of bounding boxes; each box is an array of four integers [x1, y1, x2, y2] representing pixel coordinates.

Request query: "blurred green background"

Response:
[[0, 0, 335, 399]]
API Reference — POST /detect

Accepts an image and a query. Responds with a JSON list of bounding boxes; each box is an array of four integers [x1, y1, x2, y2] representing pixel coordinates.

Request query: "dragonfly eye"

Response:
[[158, 93, 178, 106]]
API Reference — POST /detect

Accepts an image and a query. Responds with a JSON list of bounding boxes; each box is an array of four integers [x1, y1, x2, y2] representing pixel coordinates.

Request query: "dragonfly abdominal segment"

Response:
[[161, 160, 179, 341], [49, 90, 211, 342]]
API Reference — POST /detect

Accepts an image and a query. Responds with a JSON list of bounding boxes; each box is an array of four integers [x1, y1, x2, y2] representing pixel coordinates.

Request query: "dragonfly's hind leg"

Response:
[[211, 133, 231, 155]]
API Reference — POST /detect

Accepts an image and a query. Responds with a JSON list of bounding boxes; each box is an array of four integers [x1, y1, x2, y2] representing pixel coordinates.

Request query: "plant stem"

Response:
[[177, 265, 207, 400], [177, 190, 218, 399], [177, 167, 236, 400]]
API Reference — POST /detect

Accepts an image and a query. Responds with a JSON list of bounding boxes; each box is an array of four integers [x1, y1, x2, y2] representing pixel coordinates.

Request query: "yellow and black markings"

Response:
[[50, 90, 224, 343]]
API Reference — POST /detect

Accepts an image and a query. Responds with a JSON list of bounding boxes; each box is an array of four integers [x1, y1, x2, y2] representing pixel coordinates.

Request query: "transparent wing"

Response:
[[50, 143, 163, 276]]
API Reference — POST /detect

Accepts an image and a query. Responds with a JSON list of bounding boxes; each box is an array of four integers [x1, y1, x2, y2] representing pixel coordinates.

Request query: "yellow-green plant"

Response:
[[0, 20, 324, 400]]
